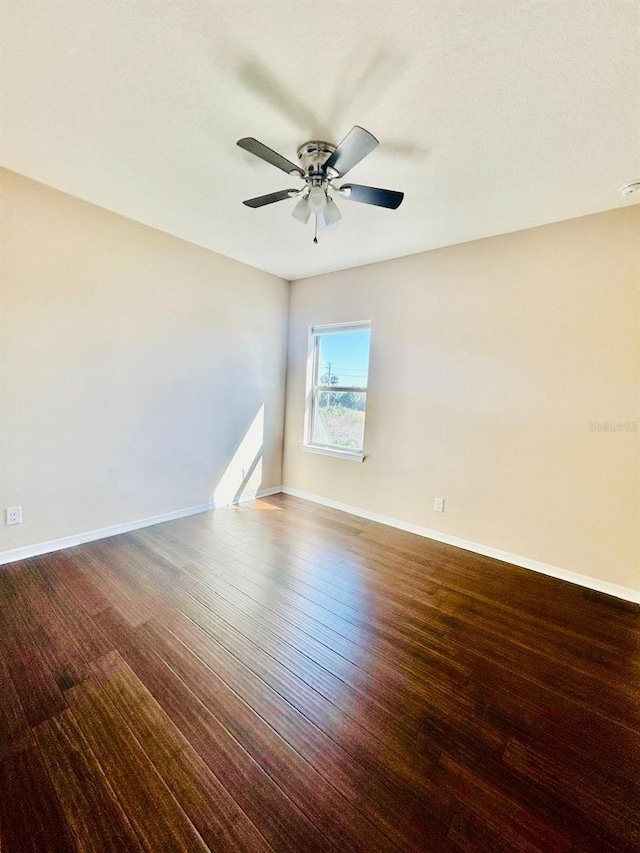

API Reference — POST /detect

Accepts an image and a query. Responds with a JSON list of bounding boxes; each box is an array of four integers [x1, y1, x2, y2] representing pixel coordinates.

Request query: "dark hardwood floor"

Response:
[[0, 493, 638, 852]]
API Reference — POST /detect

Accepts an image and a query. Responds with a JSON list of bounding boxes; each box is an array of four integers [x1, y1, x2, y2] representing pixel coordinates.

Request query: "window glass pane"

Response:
[[313, 390, 367, 450], [316, 330, 370, 389]]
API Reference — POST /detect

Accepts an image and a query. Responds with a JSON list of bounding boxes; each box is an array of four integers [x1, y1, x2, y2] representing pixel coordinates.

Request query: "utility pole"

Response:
[[326, 362, 333, 405]]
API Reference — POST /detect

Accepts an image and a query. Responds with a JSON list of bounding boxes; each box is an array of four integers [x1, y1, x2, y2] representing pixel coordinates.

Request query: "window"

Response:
[[303, 322, 371, 459]]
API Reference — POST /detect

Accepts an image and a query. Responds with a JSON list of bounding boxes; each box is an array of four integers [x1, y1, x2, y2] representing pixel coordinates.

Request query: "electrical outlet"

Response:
[[433, 497, 445, 513], [6, 506, 22, 525]]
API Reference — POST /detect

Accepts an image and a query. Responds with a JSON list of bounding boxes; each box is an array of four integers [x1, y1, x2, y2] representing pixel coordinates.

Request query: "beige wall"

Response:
[[1, 169, 288, 551], [283, 206, 640, 592], [3, 168, 638, 593]]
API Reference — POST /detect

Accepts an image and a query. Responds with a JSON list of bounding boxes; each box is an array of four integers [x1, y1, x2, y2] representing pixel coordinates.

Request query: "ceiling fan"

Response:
[[237, 126, 404, 243]]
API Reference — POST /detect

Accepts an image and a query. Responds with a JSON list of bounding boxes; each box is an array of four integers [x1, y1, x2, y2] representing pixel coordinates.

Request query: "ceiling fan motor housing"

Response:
[[296, 141, 336, 182]]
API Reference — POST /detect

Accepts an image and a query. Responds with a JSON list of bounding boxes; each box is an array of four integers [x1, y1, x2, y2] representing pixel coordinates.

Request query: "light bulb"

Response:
[[323, 197, 342, 226], [292, 196, 311, 224], [308, 186, 327, 214]]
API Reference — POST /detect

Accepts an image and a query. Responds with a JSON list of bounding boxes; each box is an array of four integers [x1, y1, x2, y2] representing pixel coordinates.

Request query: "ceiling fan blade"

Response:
[[323, 126, 378, 177], [339, 183, 404, 209], [242, 189, 299, 208], [237, 138, 303, 176]]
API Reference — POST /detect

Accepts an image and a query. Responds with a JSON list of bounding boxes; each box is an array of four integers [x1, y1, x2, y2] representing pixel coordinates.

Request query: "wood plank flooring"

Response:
[[0, 493, 638, 852]]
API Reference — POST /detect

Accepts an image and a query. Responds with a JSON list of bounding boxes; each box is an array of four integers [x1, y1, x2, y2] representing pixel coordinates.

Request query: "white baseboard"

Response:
[[3, 483, 637, 605], [0, 486, 282, 566], [281, 486, 640, 605]]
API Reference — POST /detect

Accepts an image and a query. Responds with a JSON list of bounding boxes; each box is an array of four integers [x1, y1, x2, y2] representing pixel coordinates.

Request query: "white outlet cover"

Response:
[[433, 498, 445, 512], [6, 506, 22, 525]]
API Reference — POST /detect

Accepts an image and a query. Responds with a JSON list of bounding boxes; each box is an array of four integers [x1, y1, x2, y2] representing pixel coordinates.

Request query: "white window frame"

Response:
[[301, 321, 371, 462]]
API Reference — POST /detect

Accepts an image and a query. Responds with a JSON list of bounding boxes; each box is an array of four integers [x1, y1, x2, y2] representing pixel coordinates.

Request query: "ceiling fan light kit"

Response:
[[237, 126, 404, 243]]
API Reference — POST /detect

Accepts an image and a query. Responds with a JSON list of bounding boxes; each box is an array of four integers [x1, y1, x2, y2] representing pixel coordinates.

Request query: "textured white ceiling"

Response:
[[2, 0, 639, 280]]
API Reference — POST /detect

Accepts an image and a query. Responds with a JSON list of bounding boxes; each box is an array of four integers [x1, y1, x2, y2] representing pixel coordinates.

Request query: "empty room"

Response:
[[1, 1, 639, 851]]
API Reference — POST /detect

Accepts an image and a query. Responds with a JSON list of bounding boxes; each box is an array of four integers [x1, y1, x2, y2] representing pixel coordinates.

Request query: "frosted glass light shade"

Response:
[[317, 213, 337, 232], [323, 198, 342, 225], [308, 186, 327, 214], [292, 196, 311, 224]]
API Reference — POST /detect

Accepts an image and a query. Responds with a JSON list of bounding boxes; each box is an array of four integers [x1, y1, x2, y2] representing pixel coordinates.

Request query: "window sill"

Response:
[[299, 444, 365, 463]]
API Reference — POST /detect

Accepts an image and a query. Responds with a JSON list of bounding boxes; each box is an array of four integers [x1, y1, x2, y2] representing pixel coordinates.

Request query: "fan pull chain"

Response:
[[313, 214, 318, 244]]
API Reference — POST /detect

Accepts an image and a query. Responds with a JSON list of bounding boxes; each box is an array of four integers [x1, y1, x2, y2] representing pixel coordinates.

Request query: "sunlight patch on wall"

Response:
[[213, 404, 264, 505]]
